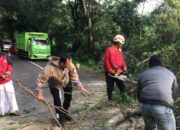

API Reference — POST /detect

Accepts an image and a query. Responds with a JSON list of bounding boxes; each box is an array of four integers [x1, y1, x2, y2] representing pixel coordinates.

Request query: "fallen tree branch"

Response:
[[104, 109, 142, 130], [136, 57, 150, 67], [15, 80, 68, 129], [45, 101, 62, 127], [15, 80, 73, 117]]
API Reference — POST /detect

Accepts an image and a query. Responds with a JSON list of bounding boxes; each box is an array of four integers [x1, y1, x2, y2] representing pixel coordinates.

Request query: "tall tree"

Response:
[[79, 0, 94, 56]]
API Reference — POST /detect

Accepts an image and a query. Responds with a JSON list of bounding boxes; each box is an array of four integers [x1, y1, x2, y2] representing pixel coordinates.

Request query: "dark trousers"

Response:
[[105, 72, 125, 100], [49, 83, 72, 116]]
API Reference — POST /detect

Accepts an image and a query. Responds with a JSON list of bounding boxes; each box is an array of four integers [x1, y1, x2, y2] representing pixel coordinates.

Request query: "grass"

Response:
[[90, 100, 110, 111], [90, 90, 138, 111], [89, 90, 138, 128], [98, 119, 106, 128], [112, 91, 138, 109]]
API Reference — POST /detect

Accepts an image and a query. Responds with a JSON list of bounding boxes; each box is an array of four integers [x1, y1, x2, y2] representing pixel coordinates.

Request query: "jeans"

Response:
[[141, 104, 176, 130]]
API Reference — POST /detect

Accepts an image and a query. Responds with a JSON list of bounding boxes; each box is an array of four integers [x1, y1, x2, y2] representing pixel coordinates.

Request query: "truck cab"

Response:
[[16, 32, 51, 59]]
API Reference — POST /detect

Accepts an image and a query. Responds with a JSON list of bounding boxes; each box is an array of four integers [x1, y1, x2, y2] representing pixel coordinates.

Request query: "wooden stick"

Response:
[[15, 80, 65, 129]]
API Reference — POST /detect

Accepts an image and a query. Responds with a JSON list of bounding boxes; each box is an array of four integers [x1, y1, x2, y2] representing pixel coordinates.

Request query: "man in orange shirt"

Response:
[[104, 35, 127, 101]]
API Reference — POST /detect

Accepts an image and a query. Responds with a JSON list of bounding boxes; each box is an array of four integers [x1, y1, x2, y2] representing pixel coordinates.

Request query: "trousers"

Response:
[[105, 72, 125, 100], [49, 83, 72, 116], [0, 80, 19, 115], [141, 104, 176, 130]]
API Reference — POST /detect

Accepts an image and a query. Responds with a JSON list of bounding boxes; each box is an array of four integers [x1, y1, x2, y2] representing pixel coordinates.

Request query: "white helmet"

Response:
[[113, 35, 125, 44]]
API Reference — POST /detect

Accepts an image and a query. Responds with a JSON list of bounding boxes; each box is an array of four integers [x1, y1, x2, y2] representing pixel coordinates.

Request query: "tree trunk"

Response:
[[69, 0, 81, 52], [80, 0, 94, 56]]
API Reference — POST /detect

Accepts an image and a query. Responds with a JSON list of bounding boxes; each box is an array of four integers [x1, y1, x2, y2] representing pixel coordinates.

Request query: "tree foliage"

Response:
[[0, 0, 179, 80]]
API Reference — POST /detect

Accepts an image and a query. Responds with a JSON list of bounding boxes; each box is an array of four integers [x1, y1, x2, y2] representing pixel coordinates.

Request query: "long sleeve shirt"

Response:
[[0, 55, 13, 84], [104, 45, 127, 73], [36, 57, 81, 88], [137, 66, 178, 108]]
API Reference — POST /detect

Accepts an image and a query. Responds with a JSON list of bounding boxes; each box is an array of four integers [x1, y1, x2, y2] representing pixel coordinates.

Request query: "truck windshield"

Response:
[[32, 38, 48, 45]]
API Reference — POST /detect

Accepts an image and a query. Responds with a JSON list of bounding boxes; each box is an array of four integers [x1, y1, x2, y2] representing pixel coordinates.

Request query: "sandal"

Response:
[[10, 111, 20, 116]]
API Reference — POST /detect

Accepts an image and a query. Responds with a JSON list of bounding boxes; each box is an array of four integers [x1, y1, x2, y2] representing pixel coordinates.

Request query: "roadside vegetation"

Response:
[[91, 92, 138, 111]]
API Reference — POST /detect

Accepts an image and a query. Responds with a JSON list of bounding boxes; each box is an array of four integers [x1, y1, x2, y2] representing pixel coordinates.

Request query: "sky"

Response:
[[137, 0, 164, 15], [62, 0, 164, 15]]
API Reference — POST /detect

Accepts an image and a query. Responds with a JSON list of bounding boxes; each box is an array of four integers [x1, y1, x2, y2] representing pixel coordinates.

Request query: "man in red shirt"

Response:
[[104, 35, 127, 101]]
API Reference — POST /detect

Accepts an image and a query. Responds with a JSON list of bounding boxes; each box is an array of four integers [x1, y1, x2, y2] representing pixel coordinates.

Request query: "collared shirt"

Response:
[[104, 45, 127, 73], [36, 57, 81, 88]]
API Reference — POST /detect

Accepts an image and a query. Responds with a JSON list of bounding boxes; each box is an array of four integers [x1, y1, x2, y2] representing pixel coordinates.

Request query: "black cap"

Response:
[[149, 55, 164, 68]]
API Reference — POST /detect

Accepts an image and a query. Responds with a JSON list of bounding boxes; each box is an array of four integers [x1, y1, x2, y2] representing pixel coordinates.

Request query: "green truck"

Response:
[[16, 32, 51, 59]]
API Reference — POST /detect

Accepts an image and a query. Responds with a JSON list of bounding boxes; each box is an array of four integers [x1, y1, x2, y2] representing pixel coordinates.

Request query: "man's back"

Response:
[[138, 66, 177, 107], [137, 55, 178, 130]]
